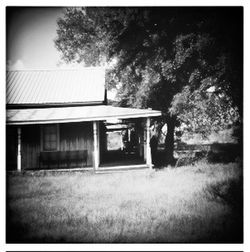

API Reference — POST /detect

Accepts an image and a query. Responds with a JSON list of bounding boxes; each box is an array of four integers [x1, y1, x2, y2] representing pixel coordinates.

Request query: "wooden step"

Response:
[[95, 164, 152, 174]]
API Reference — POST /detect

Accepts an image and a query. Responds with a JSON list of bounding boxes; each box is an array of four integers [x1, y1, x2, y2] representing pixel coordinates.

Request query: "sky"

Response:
[[6, 7, 117, 99], [7, 7, 65, 69]]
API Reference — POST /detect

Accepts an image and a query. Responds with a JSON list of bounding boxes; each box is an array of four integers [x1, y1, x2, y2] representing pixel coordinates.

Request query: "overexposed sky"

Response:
[[6, 7, 117, 99], [7, 7, 65, 69]]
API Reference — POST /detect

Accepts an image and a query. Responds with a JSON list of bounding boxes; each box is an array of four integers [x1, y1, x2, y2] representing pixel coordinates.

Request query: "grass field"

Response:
[[6, 161, 243, 243]]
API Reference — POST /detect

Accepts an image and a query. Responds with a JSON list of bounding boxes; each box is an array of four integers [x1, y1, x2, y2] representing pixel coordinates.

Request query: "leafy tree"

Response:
[[55, 7, 242, 164]]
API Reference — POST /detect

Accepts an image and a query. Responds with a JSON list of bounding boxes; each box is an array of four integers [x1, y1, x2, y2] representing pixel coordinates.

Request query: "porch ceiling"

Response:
[[6, 105, 161, 125]]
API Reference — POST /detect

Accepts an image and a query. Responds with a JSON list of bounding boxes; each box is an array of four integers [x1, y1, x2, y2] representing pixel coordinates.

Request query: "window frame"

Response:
[[40, 124, 60, 152]]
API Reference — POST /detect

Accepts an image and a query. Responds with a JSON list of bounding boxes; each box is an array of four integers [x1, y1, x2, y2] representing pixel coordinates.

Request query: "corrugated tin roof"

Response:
[[6, 68, 105, 105], [6, 105, 161, 125]]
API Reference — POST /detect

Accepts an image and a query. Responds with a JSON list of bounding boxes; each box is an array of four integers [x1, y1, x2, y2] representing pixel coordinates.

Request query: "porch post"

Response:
[[93, 121, 99, 170], [17, 127, 22, 171], [146, 117, 152, 170]]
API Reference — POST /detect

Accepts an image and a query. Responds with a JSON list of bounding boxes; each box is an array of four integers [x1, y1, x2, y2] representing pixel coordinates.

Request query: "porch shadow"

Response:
[[99, 150, 146, 168]]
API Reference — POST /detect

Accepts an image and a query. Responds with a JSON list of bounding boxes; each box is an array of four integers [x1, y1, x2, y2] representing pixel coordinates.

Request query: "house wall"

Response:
[[7, 122, 95, 170], [6, 126, 18, 170], [22, 125, 41, 169], [59, 122, 93, 166]]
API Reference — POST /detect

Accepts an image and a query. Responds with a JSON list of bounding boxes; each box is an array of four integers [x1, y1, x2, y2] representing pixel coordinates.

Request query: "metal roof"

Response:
[[6, 68, 105, 105], [6, 105, 161, 125]]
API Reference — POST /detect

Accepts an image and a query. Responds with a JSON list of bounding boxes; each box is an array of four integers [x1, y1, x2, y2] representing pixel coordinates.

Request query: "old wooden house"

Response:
[[6, 68, 161, 171]]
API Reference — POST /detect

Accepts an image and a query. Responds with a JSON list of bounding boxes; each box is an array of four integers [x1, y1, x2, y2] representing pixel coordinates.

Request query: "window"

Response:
[[43, 125, 58, 151]]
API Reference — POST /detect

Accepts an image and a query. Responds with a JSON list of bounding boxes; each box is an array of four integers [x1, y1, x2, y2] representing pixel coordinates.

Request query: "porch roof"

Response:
[[6, 105, 161, 125]]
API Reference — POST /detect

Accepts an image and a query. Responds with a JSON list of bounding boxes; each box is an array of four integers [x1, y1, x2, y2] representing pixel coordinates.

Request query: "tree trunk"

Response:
[[164, 116, 176, 165]]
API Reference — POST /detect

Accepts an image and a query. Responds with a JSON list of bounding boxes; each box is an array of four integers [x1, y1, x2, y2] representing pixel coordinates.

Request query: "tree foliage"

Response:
[[55, 7, 243, 161]]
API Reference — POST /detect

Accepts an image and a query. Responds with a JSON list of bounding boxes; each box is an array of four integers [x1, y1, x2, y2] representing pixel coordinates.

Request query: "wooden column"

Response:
[[146, 117, 152, 170], [93, 121, 99, 170], [17, 127, 22, 171]]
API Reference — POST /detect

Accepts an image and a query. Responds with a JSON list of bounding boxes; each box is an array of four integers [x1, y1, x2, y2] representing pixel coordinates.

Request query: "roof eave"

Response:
[[6, 101, 105, 109], [6, 112, 162, 125]]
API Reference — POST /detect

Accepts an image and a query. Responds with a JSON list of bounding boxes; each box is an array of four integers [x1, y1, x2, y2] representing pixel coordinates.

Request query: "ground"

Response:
[[6, 162, 243, 243]]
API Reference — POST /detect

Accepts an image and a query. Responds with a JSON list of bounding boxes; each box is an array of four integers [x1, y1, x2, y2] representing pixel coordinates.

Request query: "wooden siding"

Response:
[[59, 122, 93, 166], [22, 125, 41, 169], [6, 126, 17, 170], [7, 122, 95, 170]]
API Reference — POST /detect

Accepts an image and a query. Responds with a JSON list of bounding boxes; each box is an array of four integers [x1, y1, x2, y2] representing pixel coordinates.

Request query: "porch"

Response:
[[6, 105, 161, 171]]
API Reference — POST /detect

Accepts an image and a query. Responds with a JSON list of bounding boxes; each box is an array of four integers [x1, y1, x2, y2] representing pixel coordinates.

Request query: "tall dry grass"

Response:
[[7, 161, 243, 243]]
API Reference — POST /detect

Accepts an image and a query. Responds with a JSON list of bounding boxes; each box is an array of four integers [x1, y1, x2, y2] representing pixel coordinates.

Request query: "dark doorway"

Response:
[[100, 119, 146, 167]]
